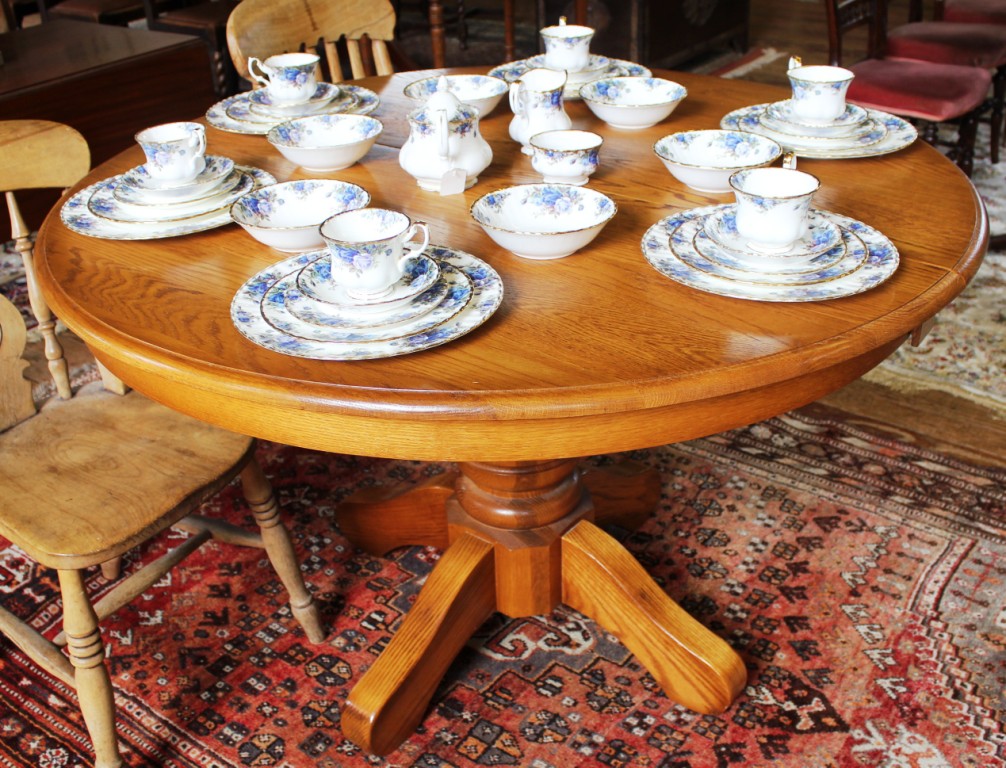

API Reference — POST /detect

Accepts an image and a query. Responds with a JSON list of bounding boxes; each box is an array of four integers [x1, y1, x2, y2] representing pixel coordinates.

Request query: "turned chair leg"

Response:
[[241, 461, 326, 643], [58, 570, 123, 768]]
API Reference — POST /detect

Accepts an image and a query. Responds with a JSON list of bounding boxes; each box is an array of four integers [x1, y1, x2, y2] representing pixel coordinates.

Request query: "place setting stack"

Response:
[[206, 52, 380, 135], [61, 121, 276, 239], [720, 57, 918, 159], [644, 58, 903, 301], [488, 16, 651, 100]]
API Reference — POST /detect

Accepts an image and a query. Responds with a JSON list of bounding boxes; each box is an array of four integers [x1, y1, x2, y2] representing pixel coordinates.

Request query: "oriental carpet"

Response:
[[0, 404, 1003, 767]]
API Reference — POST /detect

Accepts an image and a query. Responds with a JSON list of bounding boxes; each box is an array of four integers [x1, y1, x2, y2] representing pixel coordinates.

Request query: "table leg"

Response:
[[338, 459, 746, 756]]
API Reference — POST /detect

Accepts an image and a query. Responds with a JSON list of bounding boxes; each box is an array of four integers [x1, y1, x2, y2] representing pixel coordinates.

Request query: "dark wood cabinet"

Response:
[[546, 0, 750, 68]]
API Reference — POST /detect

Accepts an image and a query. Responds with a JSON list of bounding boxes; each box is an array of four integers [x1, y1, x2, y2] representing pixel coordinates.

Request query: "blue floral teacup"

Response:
[[319, 209, 430, 301], [134, 121, 206, 183], [729, 167, 820, 253], [787, 64, 855, 123], [248, 52, 320, 105]]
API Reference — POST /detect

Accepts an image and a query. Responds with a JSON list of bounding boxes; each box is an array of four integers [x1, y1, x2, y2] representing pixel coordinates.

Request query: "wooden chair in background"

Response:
[[823, 0, 993, 176], [226, 0, 397, 85], [0, 119, 325, 768]]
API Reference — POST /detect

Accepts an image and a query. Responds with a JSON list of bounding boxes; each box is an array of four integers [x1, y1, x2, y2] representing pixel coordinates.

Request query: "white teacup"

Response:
[[787, 64, 855, 123], [319, 208, 430, 301], [540, 17, 594, 73], [529, 129, 603, 185], [728, 167, 820, 253], [135, 121, 206, 183], [248, 52, 320, 105]]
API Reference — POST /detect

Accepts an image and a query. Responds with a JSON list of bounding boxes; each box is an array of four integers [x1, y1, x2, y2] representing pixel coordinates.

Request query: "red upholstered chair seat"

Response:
[[942, 0, 1006, 24], [848, 58, 992, 121], [887, 21, 1006, 67]]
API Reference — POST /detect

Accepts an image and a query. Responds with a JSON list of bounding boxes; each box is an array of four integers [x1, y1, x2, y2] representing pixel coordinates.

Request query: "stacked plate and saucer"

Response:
[[231, 245, 504, 360], [641, 204, 900, 302], [61, 155, 276, 240], [207, 82, 380, 135], [721, 100, 917, 160], [489, 53, 651, 101]]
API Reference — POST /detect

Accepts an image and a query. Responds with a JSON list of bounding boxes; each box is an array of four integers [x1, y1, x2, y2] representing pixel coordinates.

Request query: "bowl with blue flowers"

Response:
[[470, 183, 616, 259]]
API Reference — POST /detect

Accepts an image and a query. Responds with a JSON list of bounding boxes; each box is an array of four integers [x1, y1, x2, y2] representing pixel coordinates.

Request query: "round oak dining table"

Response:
[[35, 66, 987, 756]]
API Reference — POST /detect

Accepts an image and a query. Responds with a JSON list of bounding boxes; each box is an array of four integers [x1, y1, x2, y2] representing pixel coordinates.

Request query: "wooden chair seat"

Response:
[[824, 0, 991, 176], [0, 382, 253, 570]]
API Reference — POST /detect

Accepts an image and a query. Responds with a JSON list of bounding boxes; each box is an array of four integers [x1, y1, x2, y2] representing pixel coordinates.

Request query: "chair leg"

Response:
[[957, 109, 980, 177], [58, 569, 123, 768], [992, 66, 1005, 164], [240, 460, 326, 643]]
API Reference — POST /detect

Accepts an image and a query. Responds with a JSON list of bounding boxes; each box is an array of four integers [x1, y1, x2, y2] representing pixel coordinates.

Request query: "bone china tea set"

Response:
[[62, 33, 912, 361]]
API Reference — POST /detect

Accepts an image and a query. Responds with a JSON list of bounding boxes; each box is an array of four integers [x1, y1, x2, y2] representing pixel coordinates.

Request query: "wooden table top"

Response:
[[35, 67, 987, 462]]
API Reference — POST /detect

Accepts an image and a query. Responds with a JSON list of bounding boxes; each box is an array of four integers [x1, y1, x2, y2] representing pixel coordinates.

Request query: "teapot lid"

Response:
[[410, 76, 480, 124]]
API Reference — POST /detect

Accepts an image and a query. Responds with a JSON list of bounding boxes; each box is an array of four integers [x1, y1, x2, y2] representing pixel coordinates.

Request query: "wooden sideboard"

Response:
[[0, 19, 217, 231], [544, 0, 750, 68]]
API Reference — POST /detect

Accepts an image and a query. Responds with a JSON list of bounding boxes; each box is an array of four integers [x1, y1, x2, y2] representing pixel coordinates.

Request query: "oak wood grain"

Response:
[[34, 67, 986, 463]]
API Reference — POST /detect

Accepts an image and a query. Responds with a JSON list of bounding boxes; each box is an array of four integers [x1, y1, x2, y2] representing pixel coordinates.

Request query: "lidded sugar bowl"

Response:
[[399, 76, 493, 193]]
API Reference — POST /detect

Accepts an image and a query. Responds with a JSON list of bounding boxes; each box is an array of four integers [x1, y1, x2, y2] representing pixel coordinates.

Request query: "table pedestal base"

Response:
[[338, 460, 747, 756]]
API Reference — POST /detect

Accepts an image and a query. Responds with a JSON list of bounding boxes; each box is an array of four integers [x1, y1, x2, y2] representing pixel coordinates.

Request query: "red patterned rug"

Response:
[[0, 405, 1003, 767]]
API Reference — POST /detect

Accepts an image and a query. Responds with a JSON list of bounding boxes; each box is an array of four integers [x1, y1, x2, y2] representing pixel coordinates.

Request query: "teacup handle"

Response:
[[400, 221, 430, 265], [781, 152, 797, 170], [787, 55, 802, 71], [248, 57, 271, 87]]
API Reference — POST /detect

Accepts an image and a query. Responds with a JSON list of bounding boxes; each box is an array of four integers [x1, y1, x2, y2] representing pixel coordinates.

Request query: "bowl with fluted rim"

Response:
[[403, 74, 509, 116], [470, 183, 617, 260], [230, 179, 370, 252], [653, 129, 784, 193], [579, 76, 687, 130], [267, 114, 383, 172]]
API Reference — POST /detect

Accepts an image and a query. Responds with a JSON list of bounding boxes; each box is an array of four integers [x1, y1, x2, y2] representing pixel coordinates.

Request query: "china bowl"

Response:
[[266, 114, 383, 172], [470, 183, 616, 259], [230, 179, 371, 252], [403, 74, 509, 116], [579, 76, 687, 130], [653, 130, 783, 193]]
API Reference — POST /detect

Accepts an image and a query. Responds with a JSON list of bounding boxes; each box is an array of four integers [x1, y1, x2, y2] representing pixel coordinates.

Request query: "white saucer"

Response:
[[704, 208, 843, 259], [231, 245, 504, 360], [759, 110, 878, 141], [249, 88, 357, 119], [297, 253, 441, 314], [249, 83, 341, 112], [263, 260, 472, 343], [119, 155, 235, 201], [288, 261, 453, 330], [677, 216, 869, 285], [207, 85, 380, 135], [61, 166, 275, 240], [89, 170, 253, 223], [766, 99, 869, 130], [756, 115, 888, 151], [114, 167, 239, 206], [527, 53, 611, 74], [722, 104, 919, 160], [487, 58, 651, 100], [641, 204, 899, 302]]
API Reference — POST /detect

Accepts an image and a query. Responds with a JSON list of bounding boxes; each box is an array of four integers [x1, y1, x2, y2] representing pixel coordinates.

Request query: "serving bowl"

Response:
[[266, 114, 383, 172], [579, 76, 687, 130], [403, 73, 509, 116], [653, 130, 784, 193], [470, 183, 616, 259], [230, 179, 370, 252]]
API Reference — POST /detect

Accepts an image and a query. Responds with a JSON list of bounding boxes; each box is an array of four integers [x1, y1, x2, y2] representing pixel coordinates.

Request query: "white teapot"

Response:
[[399, 76, 493, 193]]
